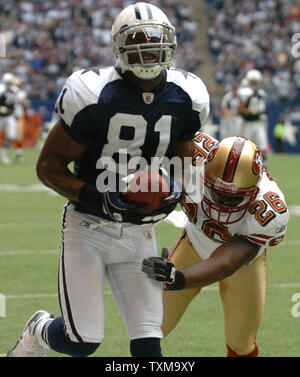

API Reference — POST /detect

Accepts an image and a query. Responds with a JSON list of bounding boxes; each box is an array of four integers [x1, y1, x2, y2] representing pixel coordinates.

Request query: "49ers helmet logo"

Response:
[[207, 143, 218, 162], [252, 147, 263, 175]]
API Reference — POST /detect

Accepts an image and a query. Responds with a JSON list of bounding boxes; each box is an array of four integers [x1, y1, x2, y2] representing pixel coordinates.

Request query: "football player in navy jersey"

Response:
[[8, 2, 209, 357]]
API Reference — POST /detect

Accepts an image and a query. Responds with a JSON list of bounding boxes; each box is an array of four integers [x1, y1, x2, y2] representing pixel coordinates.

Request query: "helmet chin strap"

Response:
[[117, 57, 164, 80], [130, 65, 163, 80]]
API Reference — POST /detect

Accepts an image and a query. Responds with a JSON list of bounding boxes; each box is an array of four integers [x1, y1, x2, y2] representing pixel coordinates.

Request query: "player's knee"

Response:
[[130, 337, 162, 357]]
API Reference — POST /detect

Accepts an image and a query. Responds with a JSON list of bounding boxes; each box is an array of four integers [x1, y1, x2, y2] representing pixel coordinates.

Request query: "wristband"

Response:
[[167, 271, 186, 291], [78, 183, 103, 212]]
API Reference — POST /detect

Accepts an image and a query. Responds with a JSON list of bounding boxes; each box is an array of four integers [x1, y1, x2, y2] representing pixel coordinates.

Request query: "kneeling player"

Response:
[[142, 133, 289, 357]]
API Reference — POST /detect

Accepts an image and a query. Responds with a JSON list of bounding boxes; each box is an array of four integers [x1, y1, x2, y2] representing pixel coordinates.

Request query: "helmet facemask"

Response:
[[112, 23, 176, 80], [201, 137, 263, 225], [245, 69, 262, 91], [202, 176, 259, 224]]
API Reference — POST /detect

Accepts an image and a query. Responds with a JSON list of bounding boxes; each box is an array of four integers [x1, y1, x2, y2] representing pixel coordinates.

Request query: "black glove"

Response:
[[141, 257, 186, 290], [161, 247, 170, 259]]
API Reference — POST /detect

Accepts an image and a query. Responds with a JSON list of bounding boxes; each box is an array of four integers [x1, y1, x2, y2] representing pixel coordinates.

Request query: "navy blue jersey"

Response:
[[55, 66, 209, 219]]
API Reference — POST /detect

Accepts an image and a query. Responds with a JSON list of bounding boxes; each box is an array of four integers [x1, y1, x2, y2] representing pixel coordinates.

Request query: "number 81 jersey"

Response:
[[55, 66, 209, 218], [184, 133, 290, 261]]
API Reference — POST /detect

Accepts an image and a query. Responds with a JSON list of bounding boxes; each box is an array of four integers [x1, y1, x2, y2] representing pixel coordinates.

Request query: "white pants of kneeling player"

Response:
[[0, 115, 17, 140], [59, 203, 163, 343], [238, 120, 268, 152]]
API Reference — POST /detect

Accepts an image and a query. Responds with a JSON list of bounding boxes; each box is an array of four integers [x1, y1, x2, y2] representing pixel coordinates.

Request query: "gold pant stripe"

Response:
[[162, 233, 266, 355], [16, 118, 25, 142]]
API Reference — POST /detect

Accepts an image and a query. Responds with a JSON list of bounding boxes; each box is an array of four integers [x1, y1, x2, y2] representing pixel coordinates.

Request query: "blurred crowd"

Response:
[[0, 0, 199, 101], [207, 0, 300, 103]]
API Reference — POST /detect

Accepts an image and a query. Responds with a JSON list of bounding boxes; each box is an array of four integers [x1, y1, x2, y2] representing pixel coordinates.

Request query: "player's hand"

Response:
[[103, 190, 149, 224], [142, 257, 186, 290], [103, 170, 182, 225], [142, 256, 175, 283], [103, 188, 180, 224]]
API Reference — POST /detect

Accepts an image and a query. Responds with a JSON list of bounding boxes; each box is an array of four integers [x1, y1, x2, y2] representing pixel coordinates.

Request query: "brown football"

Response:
[[122, 169, 170, 214]]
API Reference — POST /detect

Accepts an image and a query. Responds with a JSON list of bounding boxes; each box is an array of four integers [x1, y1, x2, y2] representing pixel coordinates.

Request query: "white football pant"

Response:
[[58, 203, 163, 343], [238, 119, 268, 152], [0, 115, 17, 140]]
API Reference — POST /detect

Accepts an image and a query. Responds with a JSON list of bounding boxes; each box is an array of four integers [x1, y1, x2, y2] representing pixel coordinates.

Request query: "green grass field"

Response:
[[0, 147, 299, 357]]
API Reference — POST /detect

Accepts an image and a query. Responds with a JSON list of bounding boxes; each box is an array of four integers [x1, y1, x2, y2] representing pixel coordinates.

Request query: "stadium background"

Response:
[[1, 0, 300, 152], [0, 0, 300, 357]]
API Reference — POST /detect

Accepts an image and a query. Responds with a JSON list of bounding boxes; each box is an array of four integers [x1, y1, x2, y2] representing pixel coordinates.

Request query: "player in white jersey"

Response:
[[8, 2, 209, 357], [220, 83, 242, 138], [237, 69, 269, 166], [13, 77, 30, 163], [142, 132, 289, 357], [0, 73, 19, 165]]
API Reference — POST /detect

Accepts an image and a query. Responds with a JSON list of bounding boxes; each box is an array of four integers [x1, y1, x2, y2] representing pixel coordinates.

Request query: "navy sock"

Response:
[[44, 317, 100, 357], [130, 337, 162, 357]]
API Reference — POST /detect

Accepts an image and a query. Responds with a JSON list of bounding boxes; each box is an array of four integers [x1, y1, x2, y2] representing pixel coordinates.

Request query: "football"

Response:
[[122, 169, 170, 214]]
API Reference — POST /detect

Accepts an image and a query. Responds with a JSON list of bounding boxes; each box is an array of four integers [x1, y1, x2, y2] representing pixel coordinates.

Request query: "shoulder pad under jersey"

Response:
[[55, 66, 121, 127], [167, 68, 210, 126]]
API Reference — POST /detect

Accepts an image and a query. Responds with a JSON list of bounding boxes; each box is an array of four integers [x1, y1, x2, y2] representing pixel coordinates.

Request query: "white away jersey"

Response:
[[181, 132, 289, 261], [0, 84, 20, 116], [221, 91, 240, 116]]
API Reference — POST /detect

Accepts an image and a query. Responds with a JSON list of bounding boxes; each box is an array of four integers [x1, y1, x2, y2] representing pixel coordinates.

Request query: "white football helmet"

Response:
[[3, 72, 15, 86], [245, 69, 262, 90], [111, 2, 177, 80]]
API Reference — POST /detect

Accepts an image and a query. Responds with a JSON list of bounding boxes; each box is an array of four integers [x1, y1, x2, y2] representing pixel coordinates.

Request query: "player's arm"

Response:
[[142, 236, 260, 290], [237, 87, 254, 116], [173, 138, 194, 160], [223, 106, 235, 121], [171, 138, 194, 191], [36, 120, 88, 202], [22, 102, 29, 119], [238, 101, 252, 116], [221, 95, 234, 120], [179, 236, 259, 289], [170, 73, 210, 186]]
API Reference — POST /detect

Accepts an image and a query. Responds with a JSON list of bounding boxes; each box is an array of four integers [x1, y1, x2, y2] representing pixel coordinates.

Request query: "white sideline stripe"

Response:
[[0, 184, 58, 195], [202, 283, 300, 291], [6, 293, 58, 299], [277, 240, 300, 246], [0, 240, 300, 256], [0, 184, 299, 213], [0, 250, 58, 256], [0, 241, 298, 257], [289, 206, 300, 216], [4, 292, 112, 300], [0, 240, 299, 257], [0, 222, 54, 227], [2, 283, 300, 300]]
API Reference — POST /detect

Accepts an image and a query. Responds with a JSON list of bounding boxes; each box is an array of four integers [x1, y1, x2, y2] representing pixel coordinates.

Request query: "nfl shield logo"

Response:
[[143, 231, 153, 240], [142, 92, 154, 104]]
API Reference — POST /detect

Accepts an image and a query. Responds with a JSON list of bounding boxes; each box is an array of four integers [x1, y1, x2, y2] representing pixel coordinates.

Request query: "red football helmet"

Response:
[[202, 136, 263, 224]]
